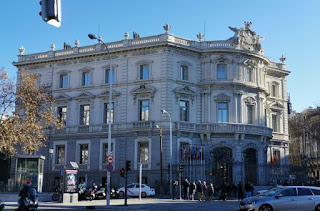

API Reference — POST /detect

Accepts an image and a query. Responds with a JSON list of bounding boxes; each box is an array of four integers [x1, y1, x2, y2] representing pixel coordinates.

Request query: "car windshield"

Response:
[[260, 187, 282, 196]]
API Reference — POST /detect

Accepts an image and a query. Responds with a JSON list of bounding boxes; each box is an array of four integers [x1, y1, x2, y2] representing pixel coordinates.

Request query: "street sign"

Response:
[[107, 155, 113, 164], [107, 163, 113, 172]]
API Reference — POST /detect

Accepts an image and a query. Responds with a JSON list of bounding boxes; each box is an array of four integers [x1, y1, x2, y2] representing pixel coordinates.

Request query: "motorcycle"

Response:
[[79, 187, 95, 201], [17, 188, 38, 211], [110, 188, 119, 199], [94, 186, 106, 199], [52, 186, 63, 201]]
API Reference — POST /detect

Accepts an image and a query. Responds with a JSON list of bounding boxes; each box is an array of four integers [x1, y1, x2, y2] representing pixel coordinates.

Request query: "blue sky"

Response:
[[1, 0, 319, 112]]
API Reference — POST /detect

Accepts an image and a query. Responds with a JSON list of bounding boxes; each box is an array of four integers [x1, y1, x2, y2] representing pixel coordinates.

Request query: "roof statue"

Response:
[[133, 32, 140, 39], [163, 23, 171, 33], [228, 22, 264, 55]]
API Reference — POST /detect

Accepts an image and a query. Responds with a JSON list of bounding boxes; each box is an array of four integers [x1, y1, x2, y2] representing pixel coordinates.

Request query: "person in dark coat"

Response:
[[219, 181, 227, 201], [183, 178, 190, 200], [208, 183, 214, 201], [237, 182, 244, 200], [226, 183, 232, 199], [232, 182, 237, 199], [172, 180, 178, 200], [196, 180, 203, 201], [190, 181, 196, 200], [202, 181, 207, 201], [244, 181, 252, 198]]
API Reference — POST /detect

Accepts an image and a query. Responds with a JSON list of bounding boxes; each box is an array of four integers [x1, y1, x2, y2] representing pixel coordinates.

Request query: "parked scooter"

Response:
[[17, 188, 38, 211], [94, 185, 106, 199], [79, 187, 95, 201], [110, 188, 119, 199]]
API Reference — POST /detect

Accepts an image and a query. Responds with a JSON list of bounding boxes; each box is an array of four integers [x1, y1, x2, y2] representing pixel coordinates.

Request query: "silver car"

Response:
[[240, 186, 320, 211]]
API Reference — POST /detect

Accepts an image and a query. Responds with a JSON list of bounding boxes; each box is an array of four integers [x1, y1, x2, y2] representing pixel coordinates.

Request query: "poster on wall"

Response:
[[64, 169, 78, 193]]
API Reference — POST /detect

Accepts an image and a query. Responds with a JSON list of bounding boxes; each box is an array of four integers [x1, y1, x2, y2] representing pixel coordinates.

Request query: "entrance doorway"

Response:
[[211, 147, 233, 187], [244, 148, 257, 184]]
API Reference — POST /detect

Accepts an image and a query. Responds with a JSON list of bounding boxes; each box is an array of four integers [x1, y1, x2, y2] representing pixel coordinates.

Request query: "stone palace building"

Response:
[[12, 22, 290, 192]]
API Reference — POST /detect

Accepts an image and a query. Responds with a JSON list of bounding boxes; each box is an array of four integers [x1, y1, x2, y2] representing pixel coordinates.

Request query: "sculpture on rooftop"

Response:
[[228, 22, 264, 54], [133, 32, 140, 39], [163, 23, 171, 33]]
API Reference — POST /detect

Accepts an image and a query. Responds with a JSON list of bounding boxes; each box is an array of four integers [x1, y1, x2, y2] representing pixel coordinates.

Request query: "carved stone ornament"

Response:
[[243, 59, 257, 68], [54, 93, 72, 102], [163, 23, 171, 33], [214, 55, 230, 64], [279, 55, 286, 64], [19, 46, 25, 55], [228, 22, 264, 54], [97, 89, 120, 99], [75, 40, 80, 47], [74, 91, 95, 101], [174, 86, 196, 102], [197, 32, 204, 41], [270, 101, 285, 110], [124, 32, 129, 40], [131, 84, 156, 100], [245, 96, 256, 105], [214, 93, 231, 102], [51, 43, 55, 51]]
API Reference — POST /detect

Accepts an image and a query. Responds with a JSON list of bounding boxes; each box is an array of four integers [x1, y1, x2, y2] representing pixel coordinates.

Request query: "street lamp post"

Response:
[[155, 125, 163, 195], [161, 109, 172, 197], [88, 33, 113, 207]]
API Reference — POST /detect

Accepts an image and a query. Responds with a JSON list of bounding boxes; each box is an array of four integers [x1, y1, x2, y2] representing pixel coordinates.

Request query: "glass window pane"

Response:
[[139, 100, 149, 121], [218, 103, 228, 122], [80, 144, 88, 164], [106, 69, 114, 84], [139, 142, 149, 164], [180, 100, 189, 121], [82, 72, 90, 86], [56, 145, 65, 164], [217, 64, 226, 79], [140, 65, 149, 80], [80, 105, 90, 125], [180, 65, 188, 80], [104, 103, 114, 123]]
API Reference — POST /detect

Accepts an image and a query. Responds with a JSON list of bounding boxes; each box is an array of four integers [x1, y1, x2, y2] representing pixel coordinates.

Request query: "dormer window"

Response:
[[180, 65, 189, 81]]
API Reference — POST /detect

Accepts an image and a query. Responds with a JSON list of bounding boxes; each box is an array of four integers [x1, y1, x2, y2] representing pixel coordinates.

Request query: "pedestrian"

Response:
[[237, 182, 243, 200], [244, 181, 251, 198], [173, 180, 178, 200], [226, 183, 232, 199], [183, 177, 190, 200], [250, 182, 254, 196], [219, 181, 227, 201], [232, 182, 237, 199], [196, 180, 203, 201], [208, 183, 214, 201], [190, 181, 196, 200], [202, 181, 207, 201]]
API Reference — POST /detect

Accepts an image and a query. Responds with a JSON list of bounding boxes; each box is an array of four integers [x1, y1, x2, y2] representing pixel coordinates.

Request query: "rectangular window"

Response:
[[55, 145, 65, 165], [247, 105, 254, 124], [104, 103, 114, 124], [80, 144, 88, 165], [82, 72, 90, 86], [80, 105, 90, 125], [60, 74, 68, 88], [272, 150, 280, 166], [217, 64, 226, 79], [139, 100, 149, 121], [180, 65, 188, 81], [105, 69, 114, 84], [139, 142, 149, 164], [246, 68, 253, 82], [272, 114, 279, 132], [140, 65, 149, 80], [218, 103, 228, 122], [271, 85, 277, 97], [179, 100, 189, 121], [57, 106, 67, 126], [103, 143, 114, 163]]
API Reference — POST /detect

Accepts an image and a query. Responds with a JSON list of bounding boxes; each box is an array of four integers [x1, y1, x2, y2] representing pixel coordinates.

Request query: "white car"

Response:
[[116, 183, 155, 198]]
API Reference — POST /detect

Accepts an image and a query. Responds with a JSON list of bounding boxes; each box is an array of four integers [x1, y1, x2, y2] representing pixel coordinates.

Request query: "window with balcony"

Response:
[[217, 103, 228, 122], [104, 102, 114, 124], [138, 142, 149, 166], [179, 100, 189, 121], [57, 106, 67, 126], [139, 100, 149, 121], [180, 65, 189, 81], [80, 144, 88, 165], [247, 105, 254, 124], [55, 145, 65, 165], [80, 104, 90, 125], [82, 72, 91, 86], [103, 143, 114, 163], [272, 114, 279, 132], [105, 69, 114, 84], [217, 64, 226, 80], [59, 74, 68, 88], [140, 65, 149, 80]]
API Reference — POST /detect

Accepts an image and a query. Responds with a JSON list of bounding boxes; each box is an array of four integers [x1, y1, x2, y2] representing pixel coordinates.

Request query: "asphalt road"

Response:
[[0, 194, 240, 211]]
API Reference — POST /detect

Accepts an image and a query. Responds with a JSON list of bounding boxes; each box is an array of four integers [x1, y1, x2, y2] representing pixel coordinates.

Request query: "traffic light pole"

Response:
[[124, 168, 128, 206]]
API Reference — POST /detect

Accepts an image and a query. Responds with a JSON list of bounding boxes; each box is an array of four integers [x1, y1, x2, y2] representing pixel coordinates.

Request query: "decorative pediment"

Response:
[[97, 90, 120, 99], [243, 59, 257, 68], [131, 84, 156, 100], [214, 93, 231, 102], [213, 55, 230, 64], [74, 91, 95, 100], [54, 93, 72, 102], [174, 86, 196, 101], [270, 101, 285, 111], [244, 96, 256, 105]]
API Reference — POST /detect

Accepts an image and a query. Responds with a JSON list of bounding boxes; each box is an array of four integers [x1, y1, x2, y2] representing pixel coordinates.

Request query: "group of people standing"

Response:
[[173, 178, 254, 201]]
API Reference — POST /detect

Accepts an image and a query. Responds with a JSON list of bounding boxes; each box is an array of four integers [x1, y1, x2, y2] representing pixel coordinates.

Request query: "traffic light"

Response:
[[39, 0, 61, 27], [120, 168, 125, 177], [209, 172, 213, 177], [126, 160, 131, 171]]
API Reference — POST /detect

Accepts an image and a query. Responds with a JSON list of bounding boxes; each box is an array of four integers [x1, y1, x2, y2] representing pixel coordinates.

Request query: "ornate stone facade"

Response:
[[12, 23, 290, 192]]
